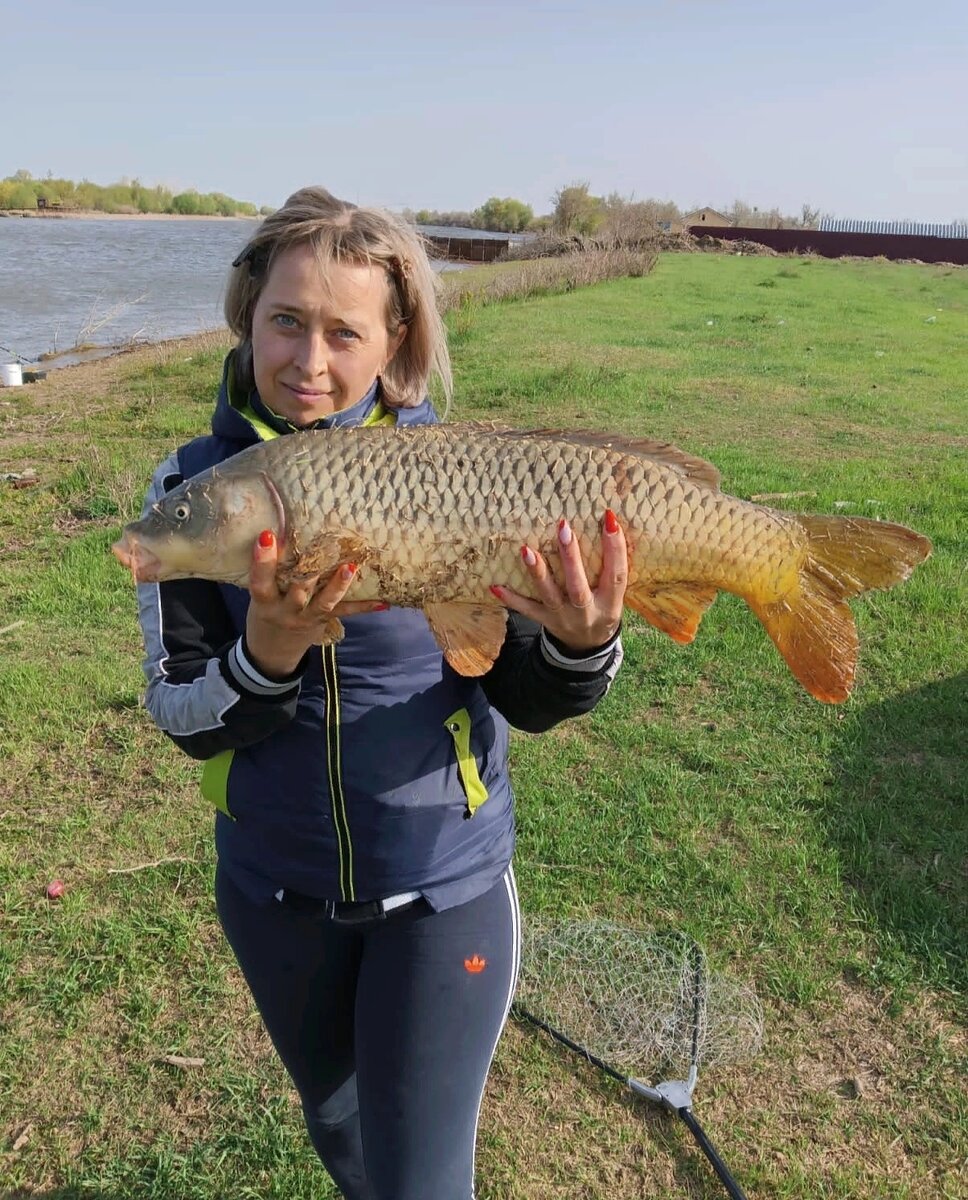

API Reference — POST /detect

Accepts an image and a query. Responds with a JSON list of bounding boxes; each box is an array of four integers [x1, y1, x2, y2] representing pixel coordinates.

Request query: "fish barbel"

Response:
[[112, 424, 931, 702]]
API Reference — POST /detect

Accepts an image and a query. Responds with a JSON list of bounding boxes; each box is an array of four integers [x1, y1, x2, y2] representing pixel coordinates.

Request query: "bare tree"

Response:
[[799, 203, 821, 229]]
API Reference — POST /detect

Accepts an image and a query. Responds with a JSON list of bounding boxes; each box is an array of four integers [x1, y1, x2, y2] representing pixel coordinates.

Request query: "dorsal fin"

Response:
[[457, 424, 721, 491]]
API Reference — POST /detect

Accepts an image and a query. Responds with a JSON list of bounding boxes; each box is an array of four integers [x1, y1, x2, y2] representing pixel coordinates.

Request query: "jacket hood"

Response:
[[210, 352, 262, 445]]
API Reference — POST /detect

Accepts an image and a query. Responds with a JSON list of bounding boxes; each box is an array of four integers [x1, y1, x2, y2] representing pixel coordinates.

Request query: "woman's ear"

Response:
[[385, 323, 408, 367]]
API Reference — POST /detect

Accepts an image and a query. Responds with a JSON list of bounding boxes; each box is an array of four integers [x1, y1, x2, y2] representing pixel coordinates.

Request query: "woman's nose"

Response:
[[294, 329, 327, 376]]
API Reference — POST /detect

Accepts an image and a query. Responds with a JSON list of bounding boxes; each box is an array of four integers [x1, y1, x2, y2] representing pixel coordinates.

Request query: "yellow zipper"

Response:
[[445, 708, 489, 818], [322, 644, 354, 899]]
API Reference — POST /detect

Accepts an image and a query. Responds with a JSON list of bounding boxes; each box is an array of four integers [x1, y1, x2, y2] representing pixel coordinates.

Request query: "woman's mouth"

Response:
[[285, 384, 329, 401], [282, 385, 338, 412]]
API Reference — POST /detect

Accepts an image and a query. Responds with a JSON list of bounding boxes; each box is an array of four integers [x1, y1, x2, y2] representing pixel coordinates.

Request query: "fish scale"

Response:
[[114, 423, 931, 701]]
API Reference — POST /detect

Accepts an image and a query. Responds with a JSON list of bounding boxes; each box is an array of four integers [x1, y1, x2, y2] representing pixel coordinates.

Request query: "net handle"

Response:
[[515, 1005, 750, 1200], [512, 1005, 628, 1087], [677, 1107, 750, 1200]]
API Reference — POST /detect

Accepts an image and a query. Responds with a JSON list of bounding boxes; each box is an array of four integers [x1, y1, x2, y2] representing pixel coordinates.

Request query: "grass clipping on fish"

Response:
[[113, 423, 932, 702]]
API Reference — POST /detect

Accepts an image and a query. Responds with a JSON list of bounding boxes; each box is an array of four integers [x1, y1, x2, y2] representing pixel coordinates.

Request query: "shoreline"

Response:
[[0, 209, 260, 221], [0, 327, 233, 389], [14, 326, 233, 375]]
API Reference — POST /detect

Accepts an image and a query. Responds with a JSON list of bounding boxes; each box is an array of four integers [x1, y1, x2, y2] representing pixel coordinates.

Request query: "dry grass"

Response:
[[440, 247, 657, 313]]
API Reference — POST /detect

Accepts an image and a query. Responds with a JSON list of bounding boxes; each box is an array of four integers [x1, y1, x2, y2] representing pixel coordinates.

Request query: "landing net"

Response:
[[516, 918, 764, 1081]]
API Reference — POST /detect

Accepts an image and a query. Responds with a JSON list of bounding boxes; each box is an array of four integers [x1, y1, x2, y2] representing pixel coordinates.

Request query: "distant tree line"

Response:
[[3, 170, 824, 232], [407, 195, 535, 233], [0, 170, 271, 217], [543, 184, 822, 236], [406, 184, 823, 236], [724, 198, 822, 230]]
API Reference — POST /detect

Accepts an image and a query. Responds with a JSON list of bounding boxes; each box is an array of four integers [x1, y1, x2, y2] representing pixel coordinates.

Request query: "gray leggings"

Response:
[[215, 866, 521, 1200]]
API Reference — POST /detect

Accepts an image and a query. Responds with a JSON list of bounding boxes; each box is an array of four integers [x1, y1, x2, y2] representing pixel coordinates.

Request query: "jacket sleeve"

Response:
[[136, 453, 306, 761], [480, 611, 623, 733]]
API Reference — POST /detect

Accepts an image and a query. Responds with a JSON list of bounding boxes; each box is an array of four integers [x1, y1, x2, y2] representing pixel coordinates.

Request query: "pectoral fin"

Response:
[[424, 602, 509, 676], [287, 530, 371, 583], [624, 581, 718, 644], [317, 617, 346, 647]]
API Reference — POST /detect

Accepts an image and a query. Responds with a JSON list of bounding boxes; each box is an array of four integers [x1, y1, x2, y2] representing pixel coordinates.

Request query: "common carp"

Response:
[[112, 424, 931, 702]]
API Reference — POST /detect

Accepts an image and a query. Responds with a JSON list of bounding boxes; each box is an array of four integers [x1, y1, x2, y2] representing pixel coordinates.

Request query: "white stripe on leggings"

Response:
[[470, 865, 521, 1198]]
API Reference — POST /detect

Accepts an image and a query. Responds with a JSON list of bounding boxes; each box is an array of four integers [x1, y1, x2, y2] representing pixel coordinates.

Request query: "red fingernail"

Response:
[[374, 602, 390, 611], [342, 563, 357, 580], [489, 585, 504, 599], [520, 545, 537, 566], [604, 509, 619, 535], [258, 529, 274, 548]]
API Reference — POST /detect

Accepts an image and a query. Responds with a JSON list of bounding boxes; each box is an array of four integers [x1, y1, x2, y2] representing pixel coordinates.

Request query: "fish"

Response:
[[112, 423, 931, 702]]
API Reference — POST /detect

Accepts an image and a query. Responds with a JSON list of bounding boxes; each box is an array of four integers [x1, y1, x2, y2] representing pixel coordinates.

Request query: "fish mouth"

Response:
[[111, 534, 165, 583]]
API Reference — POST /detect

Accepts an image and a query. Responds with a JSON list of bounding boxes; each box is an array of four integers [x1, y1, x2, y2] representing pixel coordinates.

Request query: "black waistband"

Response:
[[278, 890, 421, 924]]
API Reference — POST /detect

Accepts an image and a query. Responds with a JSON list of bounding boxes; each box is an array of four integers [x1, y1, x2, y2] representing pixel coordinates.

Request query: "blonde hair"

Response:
[[224, 186, 452, 411]]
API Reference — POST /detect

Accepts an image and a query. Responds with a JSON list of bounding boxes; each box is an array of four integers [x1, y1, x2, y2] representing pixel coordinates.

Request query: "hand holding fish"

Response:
[[491, 513, 629, 654], [245, 529, 386, 679]]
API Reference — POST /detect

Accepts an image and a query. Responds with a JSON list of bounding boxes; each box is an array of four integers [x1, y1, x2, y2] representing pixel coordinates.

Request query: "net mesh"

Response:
[[516, 918, 764, 1081]]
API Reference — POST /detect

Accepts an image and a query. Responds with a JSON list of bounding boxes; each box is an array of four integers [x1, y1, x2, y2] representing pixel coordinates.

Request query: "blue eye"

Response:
[[273, 313, 299, 329], [334, 328, 359, 341]]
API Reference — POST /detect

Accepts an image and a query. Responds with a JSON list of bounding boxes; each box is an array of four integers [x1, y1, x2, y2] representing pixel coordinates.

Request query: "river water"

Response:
[[0, 217, 461, 368], [0, 217, 258, 366]]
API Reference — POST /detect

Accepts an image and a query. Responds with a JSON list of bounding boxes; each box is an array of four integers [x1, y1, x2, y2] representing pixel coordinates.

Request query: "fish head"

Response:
[[112, 467, 284, 586]]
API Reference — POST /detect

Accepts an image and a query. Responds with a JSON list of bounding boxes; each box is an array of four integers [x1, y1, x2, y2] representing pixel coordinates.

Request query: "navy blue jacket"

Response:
[[135, 355, 623, 910]]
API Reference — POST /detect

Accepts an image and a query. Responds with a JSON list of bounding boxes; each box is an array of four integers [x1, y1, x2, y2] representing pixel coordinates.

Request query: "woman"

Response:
[[134, 186, 628, 1200]]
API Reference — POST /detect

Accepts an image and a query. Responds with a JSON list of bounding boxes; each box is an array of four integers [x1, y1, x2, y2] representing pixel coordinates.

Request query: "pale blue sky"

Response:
[[5, 0, 966, 222]]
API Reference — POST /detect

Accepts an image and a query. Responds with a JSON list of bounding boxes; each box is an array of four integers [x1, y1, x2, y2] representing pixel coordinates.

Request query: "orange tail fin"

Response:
[[749, 516, 931, 703]]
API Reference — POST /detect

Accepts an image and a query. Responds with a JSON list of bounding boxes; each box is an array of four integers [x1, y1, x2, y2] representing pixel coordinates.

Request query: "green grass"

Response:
[[1, 258, 965, 1198]]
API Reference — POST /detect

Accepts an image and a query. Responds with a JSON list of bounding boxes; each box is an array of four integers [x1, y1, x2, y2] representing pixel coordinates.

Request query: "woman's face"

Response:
[[250, 243, 405, 426]]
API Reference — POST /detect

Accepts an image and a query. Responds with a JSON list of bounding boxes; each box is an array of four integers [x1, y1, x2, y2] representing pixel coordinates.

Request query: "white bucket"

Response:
[[0, 363, 23, 387]]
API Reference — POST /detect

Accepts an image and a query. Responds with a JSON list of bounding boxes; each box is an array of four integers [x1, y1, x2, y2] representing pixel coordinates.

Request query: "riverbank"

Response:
[[0, 327, 232, 411], [0, 209, 261, 221], [2, 326, 230, 375]]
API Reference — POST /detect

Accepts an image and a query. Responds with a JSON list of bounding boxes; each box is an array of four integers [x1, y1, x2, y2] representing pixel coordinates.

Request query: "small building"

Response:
[[416, 224, 531, 263], [684, 207, 731, 228]]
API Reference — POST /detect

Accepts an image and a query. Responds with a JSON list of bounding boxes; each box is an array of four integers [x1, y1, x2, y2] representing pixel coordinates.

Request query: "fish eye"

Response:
[[173, 501, 191, 522]]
